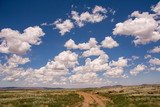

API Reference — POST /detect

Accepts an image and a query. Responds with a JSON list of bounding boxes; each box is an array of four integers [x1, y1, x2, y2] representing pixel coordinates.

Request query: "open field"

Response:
[[81, 85, 160, 107], [0, 89, 83, 107], [0, 85, 160, 107]]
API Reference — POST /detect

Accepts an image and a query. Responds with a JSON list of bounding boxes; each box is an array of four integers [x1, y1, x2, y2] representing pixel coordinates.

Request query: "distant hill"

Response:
[[1, 84, 160, 90], [0, 87, 64, 90], [101, 85, 123, 88], [140, 84, 160, 87], [101, 84, 160, 88]]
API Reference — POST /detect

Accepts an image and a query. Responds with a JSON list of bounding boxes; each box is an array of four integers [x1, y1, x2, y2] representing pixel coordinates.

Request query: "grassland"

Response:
[[0, 90, 83, 107], [0, 85, 160, 107], [82, 85, 160, 107]]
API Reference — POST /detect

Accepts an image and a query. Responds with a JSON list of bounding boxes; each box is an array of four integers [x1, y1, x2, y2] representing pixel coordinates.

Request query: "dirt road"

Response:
[[77, 92, 107, 107]]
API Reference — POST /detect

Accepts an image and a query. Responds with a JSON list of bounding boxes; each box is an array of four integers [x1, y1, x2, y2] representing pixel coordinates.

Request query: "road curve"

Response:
[[77, 92, 107, 107]]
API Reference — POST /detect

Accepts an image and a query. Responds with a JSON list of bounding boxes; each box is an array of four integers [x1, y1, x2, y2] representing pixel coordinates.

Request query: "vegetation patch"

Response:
[[0, 90, 83, 107]]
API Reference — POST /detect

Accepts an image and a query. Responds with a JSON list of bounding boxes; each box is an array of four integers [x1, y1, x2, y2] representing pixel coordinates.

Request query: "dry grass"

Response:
[[84, 85, 160, 107], [0, 90, 83, 107], [0, 85, 160, 107]]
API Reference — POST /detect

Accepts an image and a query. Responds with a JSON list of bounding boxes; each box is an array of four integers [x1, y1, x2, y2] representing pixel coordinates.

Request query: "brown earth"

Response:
[[77, 92, 108, 107]]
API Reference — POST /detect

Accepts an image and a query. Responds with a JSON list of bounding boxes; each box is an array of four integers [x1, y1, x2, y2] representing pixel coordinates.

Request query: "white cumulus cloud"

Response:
[[109, 57, 128, 67], [54, 19, 74, 36], [113, 4, 160, 45], [54, 5, 109, 35], [149, 58, 160, 65], [130, 64, 146, 76], [82, 47, 105, 57], [101, 36, 119, 48], [71, 5, 107, 27], [64, 38, 98, 50], [152, 2, 160, 15], [105, 67, 127, 78], [74, 53, 109, 73], [149, 46, 160, 53], [0, 26, 45, 54]]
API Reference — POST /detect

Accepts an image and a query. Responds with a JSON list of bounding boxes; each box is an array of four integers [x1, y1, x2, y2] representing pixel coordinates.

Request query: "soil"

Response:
[[77, 92, 108, 107]]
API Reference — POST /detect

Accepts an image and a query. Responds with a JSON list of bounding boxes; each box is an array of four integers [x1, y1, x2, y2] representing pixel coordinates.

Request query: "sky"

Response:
[[0, 0, 160, 88]]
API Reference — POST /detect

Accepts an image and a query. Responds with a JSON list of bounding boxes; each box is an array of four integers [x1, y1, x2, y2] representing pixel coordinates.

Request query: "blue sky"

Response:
[[0, 0, 160, 88]]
